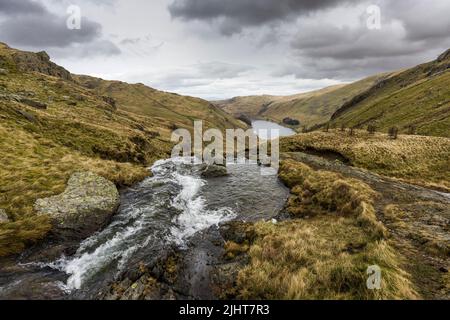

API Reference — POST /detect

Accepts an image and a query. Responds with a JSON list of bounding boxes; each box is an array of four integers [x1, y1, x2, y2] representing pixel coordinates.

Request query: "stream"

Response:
[[0, 120, 295, 300], [0, 157, 290, 299]]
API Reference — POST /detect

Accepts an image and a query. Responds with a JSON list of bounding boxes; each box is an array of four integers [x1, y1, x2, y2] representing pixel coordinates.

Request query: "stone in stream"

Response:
[[200, 164, 228, 178], [34, 171, 120, 241], [0, 209, 9, 223]]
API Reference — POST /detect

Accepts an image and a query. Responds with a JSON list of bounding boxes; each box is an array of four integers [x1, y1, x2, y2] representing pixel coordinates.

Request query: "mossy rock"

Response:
[[34, 171, 120, 241]]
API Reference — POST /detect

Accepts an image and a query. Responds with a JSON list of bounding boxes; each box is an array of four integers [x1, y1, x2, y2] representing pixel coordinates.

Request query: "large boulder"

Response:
[[34, 172, 120, 240], [200, 164, 228, 178], [0, 209, 9, 223]]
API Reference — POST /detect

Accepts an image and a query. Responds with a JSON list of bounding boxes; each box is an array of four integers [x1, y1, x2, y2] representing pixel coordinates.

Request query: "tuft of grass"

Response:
[[279, 160, 386, 239], [281, 130, 450, 191], [236, 218, 419, 300]]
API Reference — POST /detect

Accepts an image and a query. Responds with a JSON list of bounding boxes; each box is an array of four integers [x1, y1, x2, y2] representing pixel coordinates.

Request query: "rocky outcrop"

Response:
[[0, 94, 47, 109], [12, 50, 72, 81], [200, 164, 228, 178], [0, 209, 9, 223], [34, 172, 120, 240], [237, 114, 252, 126], [102, 96, 117, 111], [283, 117, 300, 126]]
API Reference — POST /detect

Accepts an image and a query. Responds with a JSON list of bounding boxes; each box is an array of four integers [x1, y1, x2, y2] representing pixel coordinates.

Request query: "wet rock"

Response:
[[34, 171, 120, 241], [0, 209, 9, 223], [200, 164, 228, 178]]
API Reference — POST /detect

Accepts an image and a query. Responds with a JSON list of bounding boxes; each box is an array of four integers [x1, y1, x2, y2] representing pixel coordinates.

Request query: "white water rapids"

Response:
[[35, 158, 236, 290]]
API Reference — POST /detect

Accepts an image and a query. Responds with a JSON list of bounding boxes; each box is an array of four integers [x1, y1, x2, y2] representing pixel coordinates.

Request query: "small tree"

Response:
[[388, 127, 399, 139], [324, 123, 330, 133], [349, 127, 355, 136], [340, 124, 346, 132], [407, 125, 416, 135], [367, 125, 376, 135]]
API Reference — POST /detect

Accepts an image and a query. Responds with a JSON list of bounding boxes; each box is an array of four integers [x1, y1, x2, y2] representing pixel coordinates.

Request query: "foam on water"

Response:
[[170, 172, 235, 245], [36, 157, 236, 290]]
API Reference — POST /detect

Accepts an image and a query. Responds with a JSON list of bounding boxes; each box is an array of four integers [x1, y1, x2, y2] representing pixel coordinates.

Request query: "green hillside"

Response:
[[215, 74, 390, 128], [330, 49, 450, 137]]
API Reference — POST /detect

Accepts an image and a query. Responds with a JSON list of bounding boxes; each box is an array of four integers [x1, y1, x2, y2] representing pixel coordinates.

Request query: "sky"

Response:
[[0, 0, 449, 100]]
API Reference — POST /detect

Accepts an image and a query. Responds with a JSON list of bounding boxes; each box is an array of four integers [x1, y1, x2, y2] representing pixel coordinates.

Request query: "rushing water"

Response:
[[252, 120, 296, 138], [0, 157, 289, 299]]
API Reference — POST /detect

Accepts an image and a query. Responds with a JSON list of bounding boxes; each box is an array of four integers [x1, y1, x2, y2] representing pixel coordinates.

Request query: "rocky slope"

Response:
[[0, 42, 244, 257]]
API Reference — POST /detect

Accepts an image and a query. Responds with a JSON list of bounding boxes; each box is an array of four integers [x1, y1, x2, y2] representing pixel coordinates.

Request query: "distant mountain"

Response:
[[214, 74, 392, 128], [329, 49, 450, 137]]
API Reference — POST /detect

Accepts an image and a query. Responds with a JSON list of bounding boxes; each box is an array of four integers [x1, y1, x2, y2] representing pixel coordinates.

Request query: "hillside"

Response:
[[281, 130, 450, 191], [0, 42, 243, 256], [330, 49, 450, 137], [74, 75, 242, 134], [215, 74, 391, 128]]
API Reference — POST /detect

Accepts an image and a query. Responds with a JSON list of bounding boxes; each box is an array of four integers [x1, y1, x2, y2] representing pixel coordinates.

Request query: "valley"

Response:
[[0, 43, 449, 300]]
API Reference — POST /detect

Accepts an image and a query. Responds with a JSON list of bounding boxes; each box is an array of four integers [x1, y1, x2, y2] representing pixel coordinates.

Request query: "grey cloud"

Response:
[[283, 0, 450, 80], [0, 0, 120, 57], [195, 61, 253, 79], [168, 0, 357, 35], [0, 0, 45, 15], [0, 15, 101, 47]]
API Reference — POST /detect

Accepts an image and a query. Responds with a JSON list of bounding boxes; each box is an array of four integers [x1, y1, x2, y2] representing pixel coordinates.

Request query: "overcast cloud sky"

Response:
[[0, 0, 449, 100]]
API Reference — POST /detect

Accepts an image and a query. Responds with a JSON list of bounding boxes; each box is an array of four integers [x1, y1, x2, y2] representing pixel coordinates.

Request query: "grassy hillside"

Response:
[[215, 74, 390, 128], [281, 130, 450, 191], [263, 74, 393, 127], [0, 42, 242, 256], [214, 95, 277, 119], [330, 49, 450, 137], [75, 75, 243, 133]]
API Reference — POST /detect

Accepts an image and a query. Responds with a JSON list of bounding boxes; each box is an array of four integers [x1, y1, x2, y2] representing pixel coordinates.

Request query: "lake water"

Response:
[[252, 120, 296, 138]]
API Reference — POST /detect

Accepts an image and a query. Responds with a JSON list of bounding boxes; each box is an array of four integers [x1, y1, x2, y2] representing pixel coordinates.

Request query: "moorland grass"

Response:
[[281, 130, 450, 191]]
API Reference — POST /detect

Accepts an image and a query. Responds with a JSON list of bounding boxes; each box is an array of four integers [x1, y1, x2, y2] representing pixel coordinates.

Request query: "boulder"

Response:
[[34, 171, 120, 240], [19, 98, 47, 110], [200, 164, 228, 178], [16, 109, 37, 123], [0, 209, 9, 223], [0, 68, 8, 75]]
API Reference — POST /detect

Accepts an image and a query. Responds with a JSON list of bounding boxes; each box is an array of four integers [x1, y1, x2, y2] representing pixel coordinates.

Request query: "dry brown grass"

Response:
[[281, 130, 450, 191], [279, 160, 386, 239], [234, 160, 419, 300], [0, 122, 151, 256], [236, 218, 418, 300]]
